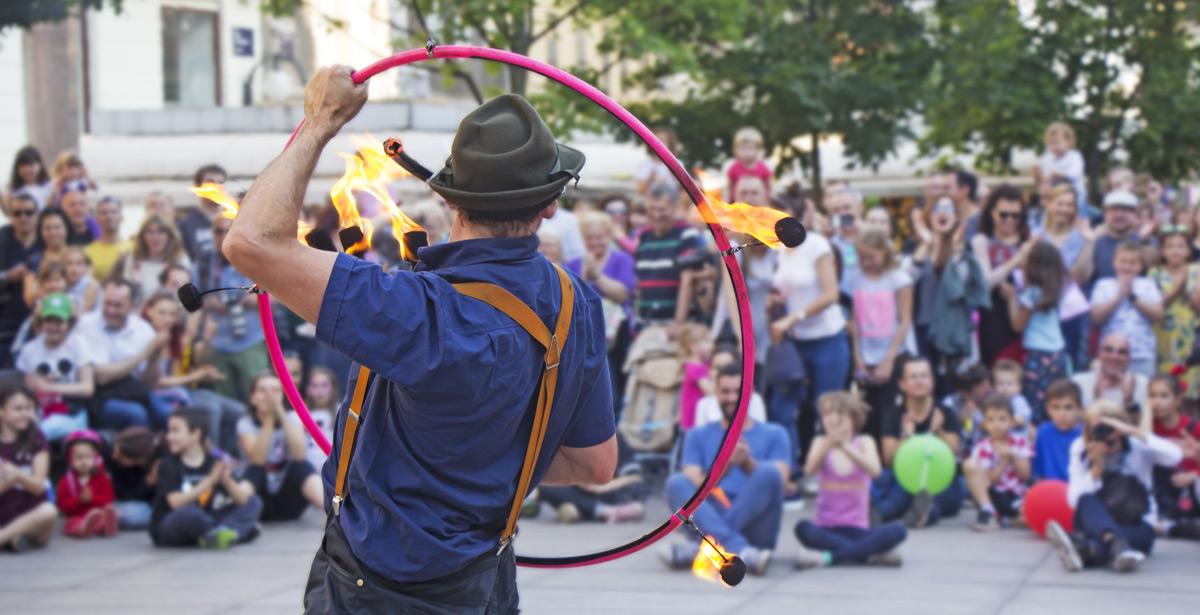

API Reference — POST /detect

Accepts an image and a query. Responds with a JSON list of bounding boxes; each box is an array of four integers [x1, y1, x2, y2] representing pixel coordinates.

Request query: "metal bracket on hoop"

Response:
[[425, 39, 438, 58]]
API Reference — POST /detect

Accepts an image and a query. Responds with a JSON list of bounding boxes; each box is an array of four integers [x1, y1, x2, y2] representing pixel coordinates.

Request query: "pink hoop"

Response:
[[260, 45, 756, 568]]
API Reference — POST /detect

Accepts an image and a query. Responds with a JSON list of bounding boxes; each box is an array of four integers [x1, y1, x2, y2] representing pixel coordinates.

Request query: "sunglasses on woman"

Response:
[[996, 211, 1022, 221]]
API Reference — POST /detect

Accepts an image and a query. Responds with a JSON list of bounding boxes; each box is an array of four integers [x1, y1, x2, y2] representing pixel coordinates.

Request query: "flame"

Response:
[[191, 183, 240, 219], [693, 168, 791, 248], [189, 134, 427, 260], [329, 133, 425, 260], [691, 536, 733, 584]]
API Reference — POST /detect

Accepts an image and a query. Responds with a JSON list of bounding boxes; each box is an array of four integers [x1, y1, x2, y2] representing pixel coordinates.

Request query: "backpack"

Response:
[[619, 327, 681, 452]]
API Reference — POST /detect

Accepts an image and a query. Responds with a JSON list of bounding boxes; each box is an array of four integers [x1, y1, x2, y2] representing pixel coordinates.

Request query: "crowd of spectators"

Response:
[[0, 120, 1196, 582]]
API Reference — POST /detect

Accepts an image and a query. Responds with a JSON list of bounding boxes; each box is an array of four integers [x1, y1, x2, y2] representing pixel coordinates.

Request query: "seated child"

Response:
[[1033, 379, 1084, 481], [237, 374, 323, 521], [56, 429, 117, 538], [0, 385, 56, 552], [963, 394, 1032, 531], [1089, 240, 1163, 377], [992, 360, 1033, 434], [795, 392, 907, 568], [151, 407, 262, 549], [1046, 400, 1182, 573], [1147, 375, 1200, 539], [303, 366, 339, 470], [107, 426, 161, 530]]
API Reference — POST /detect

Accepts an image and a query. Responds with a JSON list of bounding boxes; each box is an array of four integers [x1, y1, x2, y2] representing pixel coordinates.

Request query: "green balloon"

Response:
[[893, 434, 956, 495]]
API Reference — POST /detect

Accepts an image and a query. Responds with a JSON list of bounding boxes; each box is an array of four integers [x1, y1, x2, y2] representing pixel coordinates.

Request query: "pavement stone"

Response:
[[0, 499, 1196, 614]]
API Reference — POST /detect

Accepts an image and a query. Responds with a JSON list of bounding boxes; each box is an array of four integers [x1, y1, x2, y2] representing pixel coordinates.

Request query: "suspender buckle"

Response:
[[332, 495, 343, 516], [545, 334, 560, 370], [496, 537, 511, 556]]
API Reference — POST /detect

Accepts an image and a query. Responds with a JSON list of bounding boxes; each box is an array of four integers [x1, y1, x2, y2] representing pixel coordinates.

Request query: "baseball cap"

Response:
[[1103, 190, 1139, 209], [40, 292, 74, 321]]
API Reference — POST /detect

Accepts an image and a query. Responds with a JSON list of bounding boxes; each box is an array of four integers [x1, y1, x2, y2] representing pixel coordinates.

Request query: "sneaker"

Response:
[[555, 503, 581, 524], [601, 502, 645, 524], [866, 549, 903, 567], [904, 490, 933, 529], [1045, 521, 1082, 572], [239, 523, 262, 545], [198, 526, 238, 550], [658, 541, 698, 570], [794, 548, 827, 570], [101, 506, 119, 537], [973, 509, 999, 532], [1109, 538, 1145, 573], [520, 490, 541, 519], [5, 535, 33, 553], [740, 546, 772, 576]]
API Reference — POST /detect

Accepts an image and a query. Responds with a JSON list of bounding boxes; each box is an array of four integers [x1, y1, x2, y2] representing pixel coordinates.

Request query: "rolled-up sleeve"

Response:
[[316, 253, 439, 385]]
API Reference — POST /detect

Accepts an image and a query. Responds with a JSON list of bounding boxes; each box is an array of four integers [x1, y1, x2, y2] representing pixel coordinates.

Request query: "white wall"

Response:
[[87, 1, 164, 110], [0, 30, 28, 162], [307, 0, 401, 98], [219, 0, 263, 107]]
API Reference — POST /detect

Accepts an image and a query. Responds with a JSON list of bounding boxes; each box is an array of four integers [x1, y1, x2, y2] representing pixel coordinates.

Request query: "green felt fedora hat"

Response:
[[428, 94, 585, 215]]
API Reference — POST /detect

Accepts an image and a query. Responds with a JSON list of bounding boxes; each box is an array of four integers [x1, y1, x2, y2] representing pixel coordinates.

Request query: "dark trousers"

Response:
[[243, 461, 316, 522], [539, 483, 642, 521], [873, 469, 964, 525], [794, 521, 907, 564], [153, 497, 263, 546], [1074, 493, 1156, 567], [304, 516, 518, 614]]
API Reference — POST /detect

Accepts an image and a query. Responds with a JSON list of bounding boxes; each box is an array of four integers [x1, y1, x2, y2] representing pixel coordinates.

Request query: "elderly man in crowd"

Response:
[[1071, 332, 1149, 409]]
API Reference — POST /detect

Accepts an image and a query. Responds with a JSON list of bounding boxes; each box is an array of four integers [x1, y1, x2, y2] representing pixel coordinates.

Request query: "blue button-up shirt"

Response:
[[316, 235, 614, 582]]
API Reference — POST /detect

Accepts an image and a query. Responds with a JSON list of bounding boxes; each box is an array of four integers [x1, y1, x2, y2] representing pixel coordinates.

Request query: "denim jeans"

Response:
[[40, 412, 89, 441], [1074, 493, 1156, 566], [872, 469, 964, 525], [115, 500, 153, 530], [95, 398, 151, 430], [665, 466, 784, 553], [767, 331, 851, 464], [794, 521, 907, 564], [152, 497, 263, 547]]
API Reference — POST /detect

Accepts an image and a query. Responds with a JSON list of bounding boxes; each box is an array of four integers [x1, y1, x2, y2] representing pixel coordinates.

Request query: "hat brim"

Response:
[[427, 143, 585, 214]]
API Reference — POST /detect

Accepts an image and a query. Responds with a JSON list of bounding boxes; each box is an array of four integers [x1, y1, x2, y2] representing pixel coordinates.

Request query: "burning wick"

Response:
[[681, 518, 746, 587], [720, 216, 807, 257]]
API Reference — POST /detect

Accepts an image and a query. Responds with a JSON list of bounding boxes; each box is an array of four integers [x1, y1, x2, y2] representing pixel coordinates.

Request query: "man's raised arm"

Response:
[[223, 66, 368, 324]]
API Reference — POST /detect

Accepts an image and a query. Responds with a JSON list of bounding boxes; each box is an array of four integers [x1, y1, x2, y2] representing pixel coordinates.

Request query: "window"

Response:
[[162, 8, 219, 106]]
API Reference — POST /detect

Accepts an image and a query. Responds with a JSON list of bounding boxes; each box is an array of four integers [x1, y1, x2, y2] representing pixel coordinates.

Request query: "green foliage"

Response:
[[923, 0, 1200, 187], [0, 0, 122, 31]]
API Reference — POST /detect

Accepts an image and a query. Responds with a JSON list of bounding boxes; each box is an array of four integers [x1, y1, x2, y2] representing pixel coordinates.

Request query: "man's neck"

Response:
[[1099, 370, 1126, 387], [14, 227, 35, 244], [722, 417, 753, 430], [1108, 227, 1133, 240]]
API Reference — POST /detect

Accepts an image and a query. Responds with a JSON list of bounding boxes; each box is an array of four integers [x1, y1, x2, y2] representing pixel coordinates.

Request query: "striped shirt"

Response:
[[634, 223, 704, 322]]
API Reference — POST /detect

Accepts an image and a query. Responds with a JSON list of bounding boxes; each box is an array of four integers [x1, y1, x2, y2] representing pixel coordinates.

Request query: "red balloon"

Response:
[[1023, 480, 1074, 538]]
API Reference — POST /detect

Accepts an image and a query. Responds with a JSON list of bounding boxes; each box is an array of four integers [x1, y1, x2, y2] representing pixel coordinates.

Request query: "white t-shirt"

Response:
[[773, 232, 846, 340], [15, 333, 94, 382], [1039, 149, 1084, 182], [844, 267, 916, 365], [693, 392, 768, 428], [1090, 277, 1162, 364], [74, 312, 156, 376], [237, 412, 305, 494]]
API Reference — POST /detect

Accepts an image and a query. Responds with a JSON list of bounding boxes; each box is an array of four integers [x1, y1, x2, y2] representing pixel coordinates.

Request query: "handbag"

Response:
[[1097, 471, 1150, 526], [765, 336, 807, 387]]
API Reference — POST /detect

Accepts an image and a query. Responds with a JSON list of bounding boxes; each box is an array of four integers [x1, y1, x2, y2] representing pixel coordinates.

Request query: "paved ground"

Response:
[[2, 498, 1197, 614]]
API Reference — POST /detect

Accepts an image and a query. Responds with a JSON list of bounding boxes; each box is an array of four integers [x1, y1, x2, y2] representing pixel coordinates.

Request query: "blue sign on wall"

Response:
[[233, 27, 254, 57]]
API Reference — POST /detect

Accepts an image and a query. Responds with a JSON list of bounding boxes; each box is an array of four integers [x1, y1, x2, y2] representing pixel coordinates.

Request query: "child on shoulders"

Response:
[[725, 127, 772, 202], [963, 394, 1033, 531], [56, 429, 118, 538], [795, 392, 907, 568]]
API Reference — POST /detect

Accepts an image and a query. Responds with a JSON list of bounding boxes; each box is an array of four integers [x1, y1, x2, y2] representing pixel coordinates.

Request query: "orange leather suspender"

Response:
[[330, 264, 575, 554]]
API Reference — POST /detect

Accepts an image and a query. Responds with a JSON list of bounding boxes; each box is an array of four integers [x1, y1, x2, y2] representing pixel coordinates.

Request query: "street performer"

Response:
[[224, 66, 617, 613]]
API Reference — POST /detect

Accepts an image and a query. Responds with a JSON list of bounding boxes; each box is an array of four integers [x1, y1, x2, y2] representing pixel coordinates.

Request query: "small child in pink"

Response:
[[677, 324, 714, 431], [726, 127, 772, 202], [57, 430, 118, 538]]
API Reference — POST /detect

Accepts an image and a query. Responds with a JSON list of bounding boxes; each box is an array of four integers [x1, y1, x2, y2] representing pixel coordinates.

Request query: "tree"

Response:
[[923, 0, 1200, 195], [0, 0, 120, 31], [558, 0, 934, 202]]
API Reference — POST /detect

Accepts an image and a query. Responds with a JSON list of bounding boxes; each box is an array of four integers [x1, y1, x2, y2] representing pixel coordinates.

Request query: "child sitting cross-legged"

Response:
[[795, 392, 907, 569], [151, 407, 262, 549], [963, 393, 1033, 531], [56, 429, 118, 538]]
